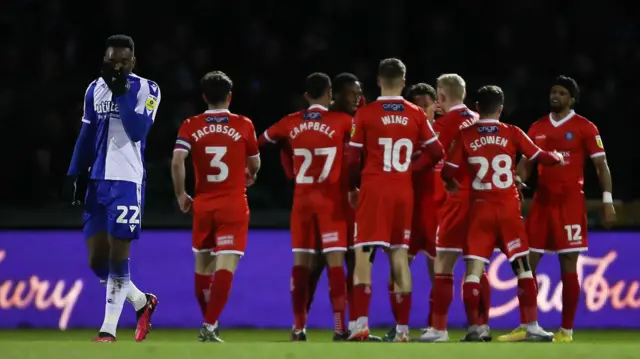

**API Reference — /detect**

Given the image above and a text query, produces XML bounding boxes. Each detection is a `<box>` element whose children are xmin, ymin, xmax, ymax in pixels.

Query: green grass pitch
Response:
<box><xmin>1</xmin><ymin>329</ymin><xmax>638</xmax><ymax>359</ymax></box>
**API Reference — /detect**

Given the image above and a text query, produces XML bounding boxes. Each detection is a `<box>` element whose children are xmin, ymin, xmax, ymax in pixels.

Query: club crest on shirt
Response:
<box><xmin>477</xmin><ymin>125</ymin><xmax>499</xmax><ymax>134</ymax></box>
<box><xmin>350</xmin><ymin>123</ymin><xmax>356</xmax><ymax>137</ymax></box>
<box><xmin>303</xmin><ymin>111</ymin><xmax>322</xmax><ymax>120</ymax></box>
<box><xmin>595</xmin><ymin>135</ymin><xmax>604</xmax><ymax>148</ymax></box>
<box><xmin>145</xmin><ymin>95</ymin><xmax>158</xmax><ymax>112</ymax></box>
<box><xmin>205</xmin><ymin>116</ymin><xmax>229</xmax><ymax>123</ymax></box>
<box><xmin>382</xmin><ymin>103</ymin><xmax>405</xmax><ymax>112</ymax></box>
<box><xmin>565</xmin><ymin>131</ymin><xmax>574</xmax><ymax>141</ymax></box>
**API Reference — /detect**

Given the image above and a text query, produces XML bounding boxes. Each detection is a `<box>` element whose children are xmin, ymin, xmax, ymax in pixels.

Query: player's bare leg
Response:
<box><xmin>348</xmin><ymin>246</ymin><xmax>375</xmax><ymax>341</ymax></box>
<box><xmin>556</xmin><ymin>252</ymin><xmax>580</xmax><ymax>342</ymax></box>
<box><xmin>199</xmin><ymin>253</ymin><xmax>240</xmax><ymax>343</ymax></box>
<box><xmin>385</xmin><ymin>247</ymin><xmax>412</xmax><ymax>342</ymax></box>
<box><xmin>500</xmin><ymin>251</ymin><xmax>543</xmax><ymax>342</ymax></box>
<box><xmin>324</xmin><ymin>250</ymin><xmax>348</xmax><ymax>340</ymax></box>
<box><xmin>194</xmin><ymin>252</ymin><xmax>219</xmax><ymax>335</ymax></box>
<box><xmin>88</xmin><ymin>232</ymin><xmax>154</xmax><ymax>343</ymax></box>
<box><xmin>290</xmin><ymin>252</ymin><xmax>314</xmax><ymax>341</ymax></box>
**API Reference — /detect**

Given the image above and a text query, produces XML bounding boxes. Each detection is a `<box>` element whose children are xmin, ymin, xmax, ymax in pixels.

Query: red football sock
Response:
<box><xmin>352</xmin><ymin>284</ymin><xmax>372</xmax><ymax>320</ymax></box>
<box><xmin>346</xmin><ymin>267</ymin><xmax>355</xmax><ymax>321</ymax></box>
<box><xmin>195</xmin><ymin>273</ymin><xmax>212</xmax><ymax>317</ymax></box>
<box><xmin>427</xmin><ymin>289</ymin><xmax>434</xmax><ymax>327</ymax></box>
<box><xmin>396</xmin><ymin>293</ymin><xmax>412</xmax><ymax>326</ymax></box>
<box><xmin>306</xmin><ymin>263</ymin><xmax>324</xmax><ymax>313</ymax></box>
<box><xmin>431</xmin><ymin>274</ymin><xmax>454</xmax><ymax>331</ymax></box>
<box><xmin>388</xmin><ymin>282</ymin><xmax>399</xmax><ymax>322</ymax></box>
<box><xmin>327</xmin><ymin>266</ymin><xmax>347</xmax><ymax>334</ymax></box>
<box><xmin>462</xmin><ymin>281</ymin><xmax>482</xmax><ymax>327</ymax></box>
<box><xmin>478</xmin><ymin>273</ymin><xmax>491</xmax><ymax>326</ymax></box>
<box><xmin>203</xmin><ymin>270</ymin><xmax>234</xmax><ymax>325</ymax></box>
<box><xmin>519</xmin><ymin>271</ymin><xmax>537</xmax><ymax>324</ymax></box>
<box><xmin>291</xmin><ymin>265</ymin><xmax>310</xmax><ymax>330</ymax></box>
<box><xmin>518</xmin><ymin>277</ymin><xmax>538</xmax><ymax>324</ymax></box>
<box><xmin>561</xmin><ymin>273</ymin><xmax>580</xmax><ymax>330</ymax></box>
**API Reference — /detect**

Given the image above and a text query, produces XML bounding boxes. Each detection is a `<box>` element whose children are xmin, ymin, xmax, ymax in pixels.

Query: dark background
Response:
<box><xmin>1</xmin><ymin>0</ymin><xmax>636</xmax><ymax>227</ymax></box>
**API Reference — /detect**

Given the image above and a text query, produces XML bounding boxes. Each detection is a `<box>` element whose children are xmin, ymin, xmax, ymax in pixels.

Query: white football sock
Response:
<box><xmin>99</xmin><ymin>275</ymin><xmax>132</xmax><ymax>337</ymax></box>
<box><xmin>127</xmin><ymin>281</ymin><xmax>147</xmax><ymax>311</ymax></box>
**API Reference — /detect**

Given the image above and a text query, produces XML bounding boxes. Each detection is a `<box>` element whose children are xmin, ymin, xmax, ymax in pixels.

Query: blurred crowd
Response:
<box><xmin>2</xmin><ymin>0</ymin><xmax>637</xmax><ymax>211</ymax></box>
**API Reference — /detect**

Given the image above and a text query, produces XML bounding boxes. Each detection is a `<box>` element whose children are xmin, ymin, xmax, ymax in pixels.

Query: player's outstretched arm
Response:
<box><xmin>114</xmin><ymin>80</ymin><xmax>161</xmax><ymax>142</ymax></box>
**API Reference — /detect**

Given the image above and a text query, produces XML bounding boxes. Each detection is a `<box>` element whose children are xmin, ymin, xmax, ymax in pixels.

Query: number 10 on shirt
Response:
<box><xmin>379</xmin><ymin>138</ymin><xmax>413</xmax><ymax>172</ymax></box>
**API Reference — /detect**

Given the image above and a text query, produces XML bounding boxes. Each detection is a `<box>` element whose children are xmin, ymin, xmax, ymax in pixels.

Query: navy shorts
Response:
<box><xmin>83</xmin><ymin>180</ymin><xmax>144</xmax><ymax>240</ymax></box>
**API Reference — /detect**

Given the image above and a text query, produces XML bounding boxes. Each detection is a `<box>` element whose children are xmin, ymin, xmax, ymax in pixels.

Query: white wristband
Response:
<box><xmin>603</xmin><ymin>192</ymin><xmax>613</xmax><ymax>204</ymax></box>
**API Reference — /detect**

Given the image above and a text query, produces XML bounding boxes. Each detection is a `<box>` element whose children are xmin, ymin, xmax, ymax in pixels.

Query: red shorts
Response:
<box><xmin>464</xmin><ymin>199</ymin><xmax>529</xmax><ymax>262</ymax></box>
<box><xmin>354</xmin><ymin>182</ymin><xmax>412</xmax><ymax>249</ymax></box>
<box><xmin>409</xmin><ymin>191</ymin><xmax>440</xmax><ymax>259</ymax></box>
<box><xmin>192</xmin><ymin>206</ymin><xmax>249</xmax><ymax>256</ymax></box>
<box><xmin>290</xmin><ymin>202</ymin><xmax>348</xmax><ymax>254</ymax></box>
<box><xmin>526</xmin><ymin>192</ymin><xmax>588</xmax><ymax>254</ymax></box>
<box><xmin>435</xmin><ymin>194</ymin><xmax>469</xmax><ymax>253</ymax></box>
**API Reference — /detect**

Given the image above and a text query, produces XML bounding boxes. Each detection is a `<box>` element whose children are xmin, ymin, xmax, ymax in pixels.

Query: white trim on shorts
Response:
<box><xmin>214</xmin><ymin>250</ymin><xmax>245</xmax><ymax>257</ymax></box>
<box><xmin>353</xmin><ymin>241</ymin><xmax>389</xmax><ymax>249</ymax></box>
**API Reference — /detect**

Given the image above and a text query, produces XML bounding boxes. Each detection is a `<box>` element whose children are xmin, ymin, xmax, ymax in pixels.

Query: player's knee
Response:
<box><xmin>464</xmin><ymin>258</ymin><xmax>485</xmax><ymax>277</ymax></box>
<box><xmin>324</xmin><ymin>250</ymin><xmax>345</xmax><ymax>267</ymax></box>
<box><xmin>215</xmin><ymin>253</ymin><xmax>240</xmax><ymax>273</ymax></box>
<box><xmin>559</xmin><ymin>252</ymin><xmax>579</xmax><ymax>273</ymax></box>
<box><xmin>434</xmin><ymin>251</ymin><xmax>457</xmax><ymax>274</ymax></box>
<box><xmin>88</xmin><ymin>256</ymin><xmax>109</xmax><ymax>281</ymax></box>
<box><xmin>293</xmin><ymin>252</ymin><xmax>315</xmax><ymax>267</ymax></box>
<box><xmin>194</xmin><ymin>252</ymin><xmax>216</xmax><ymax>275</ymax></box>
<box><xmin>511</xmin><ymin>256</ymin><xmax>532</xmax><ymax>277</ymax></box>
<box><xmin>107</xmin><ymin>236</ymin><xmax>132</xmax><ymax>260</ymax></box>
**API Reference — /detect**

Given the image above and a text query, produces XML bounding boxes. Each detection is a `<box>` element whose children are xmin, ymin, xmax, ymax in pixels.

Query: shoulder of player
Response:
<box><xmin>572</xmin><ymin>113</ymin><xmax>597</xmax><ymax>129</ymax></box>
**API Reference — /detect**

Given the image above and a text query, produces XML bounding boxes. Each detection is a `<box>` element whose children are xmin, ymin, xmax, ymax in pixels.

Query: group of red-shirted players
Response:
<box><xmin>170</xmin><ymin>58</ymin><xmax>616</xmax><ymax>343</ymax></box>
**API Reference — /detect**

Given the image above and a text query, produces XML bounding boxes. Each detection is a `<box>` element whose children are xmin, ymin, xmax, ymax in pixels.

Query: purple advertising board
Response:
<box><xmin>0</xmin><ymin>230</ymin><xmax>638</xmax><ymax>330</ymax></box>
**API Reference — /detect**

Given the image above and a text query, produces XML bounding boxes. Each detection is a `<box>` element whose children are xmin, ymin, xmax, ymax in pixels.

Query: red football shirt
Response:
<box><xmin>350</xmin><ymin>96</ymin><xmax>439</xmax><ymax>185</ymax></box>
<box><xmin>431</xmin><ymin>104</ymin><xmax>479</xmax><ymax>199</ymax></box>
<box><xmin>263</xmin><ymin>105</ymin><xmax>352</xmax><ymax>200</ymax></box>
<box><xmin>527</xmin><ymin>110</ymin><xmax>605</xmax><ymax>196</ymax></box>
<box><xmin>444</xmin><ymin>119</ymin><xmax>553</xmax><ymax>202</ymax></box>
<box><xmin>174</xmin><ymin>109</ymin><xmax>259</xmax><ymax>205</ymax></box>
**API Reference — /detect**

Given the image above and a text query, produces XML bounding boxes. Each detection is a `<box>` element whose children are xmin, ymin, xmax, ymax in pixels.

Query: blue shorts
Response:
<box><xmin>83</xmin><ymin>179</ymin><xmax>144</xmax><ymax>240</ymax></box>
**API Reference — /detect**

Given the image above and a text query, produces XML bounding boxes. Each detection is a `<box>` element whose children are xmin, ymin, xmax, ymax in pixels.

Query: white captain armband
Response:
<box><xmin>602</xmin><ymin>191</ymin><xmax>613</xmax><ymax>204</ymax></box>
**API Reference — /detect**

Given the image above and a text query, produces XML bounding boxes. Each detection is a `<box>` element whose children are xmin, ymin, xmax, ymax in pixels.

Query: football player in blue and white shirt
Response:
<box><xmin>66</xmin><ymin>35</ymin><xmax>161</xmax><ymax>343</ymax></box>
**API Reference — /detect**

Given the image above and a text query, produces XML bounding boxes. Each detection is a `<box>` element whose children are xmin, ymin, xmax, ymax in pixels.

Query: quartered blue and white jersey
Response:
<box><xmin>82</xmin><ymin>74</ymin><xmax>161</xmax><ymax>185</ymax></box>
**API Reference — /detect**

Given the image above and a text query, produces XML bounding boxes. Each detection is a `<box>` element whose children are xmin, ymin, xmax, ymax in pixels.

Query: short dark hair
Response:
<box><xmin>106</xmin><ymin>34</ymin><xmax>135</xmax><ymax>52</ymax></box>
<box><xmin>552</xmin><ymin>75</ymin><xmax>579</xmax><ymax>100</ymax></box>
<box><xmin>201</xmin><ymin>71</ymin><xmax>233</xmax><ymax>104</ymax></box>
<box><xmin>333</xmin><ymin>73</ymin><xmax>359</xmax><ymax>95</ymax></box>
<box><xmin>475</xmin><ymin>85</ymin><xmax>504</xmax><ymax>115</ymax></box>
<box><xmin>378</xmin><ymin>58</ymin><xmax>406</xmax><ymax>84</ymax></box>
<box><xmin>405</xmin><ymin>83</ymin><xmax>436</xmax><ymax>101</ymax></box>
<box><xmin>305</xmin><ymin>72</ymin><xmax>331</xmax><ymax>100</ymax></box>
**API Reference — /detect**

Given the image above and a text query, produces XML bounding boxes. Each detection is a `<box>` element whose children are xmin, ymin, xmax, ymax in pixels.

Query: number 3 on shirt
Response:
<box><xmin>379</xmin><ymin>138</ymin><xmax>413</xmax><ymax>172</ymax></box>
<box><xmin>206</xmin><ymin>146</ymin><xmax>229</xmax><ymax>182</ymax></box>
<box><xmin>294</xmin><ymin>147</ymin><xmax>337</xmax><ymax>184</ymax></box>
<box><xmin>468</xmin><ymin>154</ymin><xmax>513</xmax><ymax>190</ymax></box>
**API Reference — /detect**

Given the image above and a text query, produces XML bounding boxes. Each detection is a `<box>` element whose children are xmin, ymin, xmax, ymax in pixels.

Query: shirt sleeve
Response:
<box><xmin>583</xmin><ymin>122</ymin><xmax>606</xmax><ymax>158</ymax></box>
<box><xmin>418</xmin><ymin>109</ymin><xmax>439</xmax><ymax>146</ymax></box>
<box><xmin>349</xmin><ymin>110</ymin><xmax>365</xmax><ymax>148</ymax></box>
<box><xmin>245</xmin><ymin>118</ymin><xmax>260</xmax><ymax>158</ymax></box>
<box><xmin>135</xmin><ymin>79</ymin><xmax>161</xmax><ymax>121</ymax></box>
<box><xmin>261</xmin><ymin>117</ymin><xmax>290</xmax><ymax>144</ymax></box>
<box><xmin>174</xmin><ymin>120</ymin><xmax>192</xmax><ymax>153</ymax></box>
<box><xmin>81</xmin><ymin>81</ymin><xmax>97</xmax><ymax>124</ymax></box>
<box><xmin>444</xmin><ymin>132</ymin><xmax>464</xmax><ymax>169</ymax></box>
<box><xmin>513</xmin><ymin>126</ymin><xmax>542</xmax><ymax>160</ymax></box>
